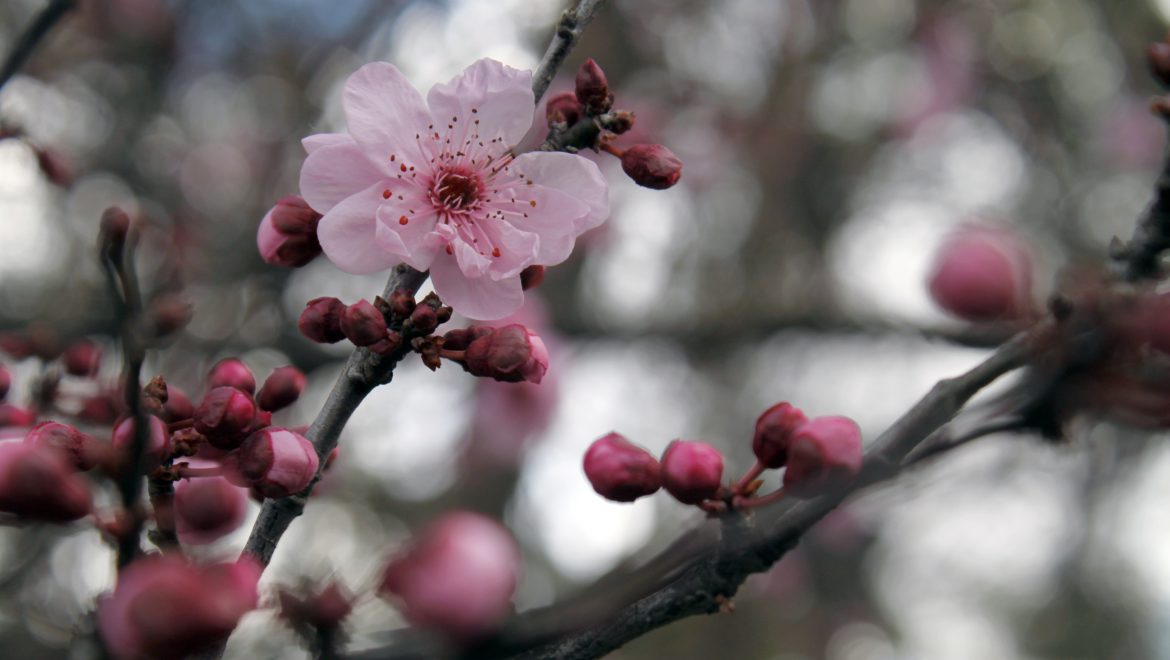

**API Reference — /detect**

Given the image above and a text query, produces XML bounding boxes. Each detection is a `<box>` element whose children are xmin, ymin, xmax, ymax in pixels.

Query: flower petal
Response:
<box><xmin>299</xmin><ymin>137</ymin><xmax>388</xmax><ymax>214</ymax></box>
<box><xmin>302</xmin><ymin>133</ymin><xmax>350</xmax><ymax>154</ymax></box>
<box><xmin>343</xmin><ymin>62</ymin><xmax>432</xmax><ymax>167</ymax></box>
<box><xmin>488</xmin><ymin>182</ymin><xmax>591</xmax><ymax>265</ymax></box>
<box><xmin>511</xmin><ymin>151</ymin><xmax>609</xmax><ymax>232</ymax></box>
<box><xmin>427</xmin><ymin>59</ymin><xmax>535</xmax><ymax>150</ymax></box>
<box><xmin>375</xmin><ymin>202</ymin><xmax>444</xmax><ymax>272</ymax></box>
<box><xmin>430</xmin><ymin>251</ymin><xmax>524</xmax><ymax>321</ymax></box>
<box><xmin>317</xmin><ymin>183</ymin><xmax>401</xmax><ymax>274</ymax></box>
<box><xmin>479</xmin><ymin>218</ymin><xmax>539</xmax><ymax>279</ymax></box>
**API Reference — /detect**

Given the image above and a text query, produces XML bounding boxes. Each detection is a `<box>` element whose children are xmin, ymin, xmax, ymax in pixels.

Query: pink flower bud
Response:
<box><xmin>752</xmin><ymin>402</ymin><xmax>808</xmax><ymax>469</ymax></box>
<box><xmin>409</xmin><ymin>304</ymin><xmax>439</xmax><ymax>335</ymax></box>
<box><xmin>545</xmin><ymin>91</ymin><xmax>583</xmax><ymax>125</ymax></box>
<box><xmin>927</xmin><ymin>226</ymin><xmax>1033</xmax><ymax>322</ymax></box>
<box><xmin>194</xmin><ymin>386</ymin><xmax>259</xmax><ymax>450</ymax></box>
<box><xmin>256</xmin><ymin>366</ymin><xmax>306</xmax><ymax>412</ymax></box>
<box><xmin>112</xmin><ymin>415</ymin><xmax>172</xmax><ymax>469</ymax></box>
<box><xmin>257</xmin><ymin>195</ymin><xmax>323</xmax><ymax>268</ymax></box>
<box><xmin>206</xmin><ymin>358</ymin><xmax>256</xmax><ymax>395</ymax></box>
<box><xmin>145</xmin><ymin>294</ymin><xmax>193</xmax><ymax>337</ymax></box>
<box><xmin>464</xmin><ymin>325</ymin><xmax>549</xmax><ymax>384</ymax></box>
<box><xmin>660</xmin><ymin>440</ymin><xmax>724</xmax><ymax>504</ymax></box>
<box><xmin>575</xmin><ymin>58</ymin><xmax>610</xmax><ymax>113</ymax></box>
<box><xmin>174</xmin><ymin>470</ymin><xmax>248</xmax><ymax>545</ymax></box>
<box><xmin>80</xmin><ymin>393</ymin><xmax>121</xmax><ymax>425</ymax></box>
<box><xmin>162</xmin><ymin>386</ymin><xmax>194</xmax><ymax>422</ymax></box>
<box><xmin>62</xmin><ymin>339</ymin><xmax>102</xmax><ymax>377</ymax></box>
<box><xmin>379</xmin><ymin>512</ymin><xmax>519</xmax><ymax>640</ymax></box>
<box><xmin>226</xmin><ymin>428</ymin><xmax>318</xmax><ymax>498</ymax></box>
<box><xmin>299</xmin><ymin>297</ymin><xmax>347</xmax><ymax>344</ymax></box>
<box><xmin>340</xmin><ymin>299</ymin><xmax>388</xmax><ymax>347</ymax></box>
<box><xmin>0</xmin><ymin>365</ymin><xmax>9</xmax><ymax>400</ymax></box>
<box><xmin>583</xmin><ymin>432</ymin><xmax>662</xmax><ymax>502</ymax></box>
<box><xmin>520</xmin><ymin>265</ymin><xmax>546</xmax><ymax>291</ymax></box>
<box><xmin>0</xmin><ymin>404</ymin><xmax>34</xmax><ymax>428</ymax></box>
<box><xmin>621</xmin><ymin>144</ymin><xmax>682</xmax><ymax>190</ymax></box>
<box><xmin>24</xmin><ymin>421</ymin><xmax>100</xmax><ymax>471</ymax></box>
<box><xmin>0</xmin><ymin>442</ymin><xmax>92</xmax><ymax>521</ymax></box>
<box><xmin>388</xmin><ymin>288</ymin><xmax>417</xmax><ymax>318</ymax></box>
<box><xmin>782</xmin><ymin>416</ymin><xmax>863</xmax><ymax>498</ymax></box>
<box><xmin>442</xmin><ymin>326</ymin><xmax>493</xmax><ymax>351</ymax></box>
<box><xmin>97</xmin><ymin>556</ymin><xmax>260</xmax><ymax>660</ymax></box>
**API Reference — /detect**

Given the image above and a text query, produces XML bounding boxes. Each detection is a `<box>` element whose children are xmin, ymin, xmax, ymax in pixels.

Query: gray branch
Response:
<box><xmin>531</xmin><ymin>0</ymin><xmax>609</xmax><ymax>104</ymax></box>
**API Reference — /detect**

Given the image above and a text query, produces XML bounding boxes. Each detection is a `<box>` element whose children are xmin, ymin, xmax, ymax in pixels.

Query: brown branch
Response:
<box><xmin>531</xmin><ymin>0</ymin><xmax>609</xmax><ymax>104</ymax></box>
<box><xmin>0</xmin><ymin>0</ymin><xmax>77</xmax><ymax>92</ymax></box>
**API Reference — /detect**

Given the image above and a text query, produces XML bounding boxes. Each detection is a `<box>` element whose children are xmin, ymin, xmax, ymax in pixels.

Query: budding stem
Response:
<box><xmin>732</xmin><ymin>460</ymin><xmax>766</xmax><ymax>496</ymax></box>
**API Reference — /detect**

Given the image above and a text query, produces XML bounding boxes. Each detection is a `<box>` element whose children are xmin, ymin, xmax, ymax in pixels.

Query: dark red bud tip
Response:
<box><xmin>620</xmin><ymin>144</ymin><xmax>682</xmax><ymax>190</ymax></box>
<box><xmin>112</xmin><ymin>415</ymin><xmax>172</xmax><ymax>469</ymax></box>
<box><xmin>0</xmin><ymin>443</ymin><xmax>92</xmax><ymax>522</ymax></box>
<box><xmin>62</xmin><ymin>339</ymin><xmax>102</xmax><ymax>377</ymax></box>
<box><xmin>341</xmin><ymin>299</ymin><xmax>388</xmax><ymax>346</ymax></box>
<box><xmin>299</xmin><ymin>297</ymin><xmax>347</xmax><ymax>344</ymax></box>
<box><xmin>257</xmin><ymin>366</ymin><xmax>306</xmax><ymax>412</ymax></box>
<box><xmin>575</xmin><ymin>58</ymin><xmax>611</xmax><ymax>113</ymax></box>
<box><xmin>520</xmin><ymin>265</ymin><xmax>546</xmax><ymax>291</ymax></box>
<box><xmin>441</xmin><ymin>326</ymin><xmax>493</xmax><ymax>351</ymax></box>
<box><xmin>408</xmin><ymin>304</ymin><xmax>439</xmax><ymax>335</ymax></box>
<box><xmin>782</xmin><ymin>416</ymin><xmax>863</xmax><ymax>498</ymax></box>
<box><xmin>545</xmin><ymin>91</ymin><xmax>583</xmax><ymax>126</ymax></box>
<box><xmin>24</xmin><ymin>421</ymin><xmax>100</xmax><ymax>471</ymax></box>
<box><xmin>257</xmin><ymin>196</ymin><xmax>324</xmax><ymax>268</ymax></box>
<box><xmin>752</xmin><ymin>402</ymin><xmax>808</xmax><ymax>469</ymax></box>
<box><xmin>464</xmin><ymin>325</ymin><xmax>549</xmax><ymax>384</ymax></box>
<box><xmin>583</xmin><ymin>433</ymin><xmax>661</xmax><ymax>502</ymax></box>
<box><xmin>225</xmin><ymin>428</ymin><xmax>318</xmax><ymax>498</ymax></box>
<box><xmin>660</xmin><ymin>440</ymin><xmax>724</xmax><ymax>504</ymax></box>
<box><xmin>1150</xmin><ymin>42</ymin><xmax>1170</xmax><ymax>88</ymax></box>
<box><xmin>388</xmin><ymin>288</ymin><xmax>417</xmax><ymax>318</ymax></box>
<box><xmin>0</xmin><ymin>404</ymin><xmax>35</xmax><ymax>428</ymax></box>
<box><xmin>194</xmin><ymin>386</ymin><xmax>259</xmax><ymax>450</ymax></box>
<box><xmin>207</xmin><ymin>358</ymin><xmax>256</xmax><ymax>395</ymax></box>
<box><xmin>607</xmin><ymin>111</ymin><xmax>635</xmax><ymax>135</ymax></box>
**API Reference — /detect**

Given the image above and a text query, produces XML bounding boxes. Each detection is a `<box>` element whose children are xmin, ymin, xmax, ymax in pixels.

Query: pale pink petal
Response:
<box><xmin>427</xmin><ymin>59</ymin><xmax>535</xmax><ymax>150</ymax></box>
<box><xmin>511</xmin><ymin>151</ymin><xmax>609</xmax><ymax>231</ymax></box>
<box><xmin>479</xmin><ymin>218</ymin><xmax>539</xmax><ymax>279</ymax></box>
<box><xmin>375</xmin><ymin>205</ymin><xmax>444</xmax><ymax>271</ymax></box>
<box><xmin>343</xmin><ymin>62</ymin><xmax>432</xmax><ymax>167</ymax></box>
<box><xmin>299</xmin><ymin>138</ymin><xmax>388</xmax><ymax>214</ymax></box>
<box><xmin>302</xmin><ymin>133</ymin><xmax>350</xmax><ymax>154</ymax></box>
<box><xmin>317</xmin><ymin>183</ymin><xmax>401</xmax><ymax>274</ymax></box>
<box><xmin>430</xmin><ymin>252</ymin><xmax>524</xmax><ymax>321</ymax></box>
<box><xmin>256</xmin><ymin>208</ymin><xmax>282</xmax><ymax>261</ymax></box>
<box><xmin>454</xmin><ymin>240</ymin><xmax>492</xmax><ymax>278</ymax></box>
<box><xmin>489</xmin><ymin>183</ymin><xmax>591</xmax><ymax>265</ymax></box>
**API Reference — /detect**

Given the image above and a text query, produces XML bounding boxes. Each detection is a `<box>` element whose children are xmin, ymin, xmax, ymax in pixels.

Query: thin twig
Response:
<box><xmin>0</xmin><ymin>0</ymin><xmax>77</xmax><ymax>92</ymax></box>
<box><xmin>531</xmin><ymin>0</ymin><xmax>609</xmax><ymax>104</ymax></box>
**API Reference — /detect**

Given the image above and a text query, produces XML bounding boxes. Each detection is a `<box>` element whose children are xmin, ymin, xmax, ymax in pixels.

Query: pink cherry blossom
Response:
<box><xmin>300</xmin><ymin>58</ymin><xmax>609</xmax><ymax>320</ymax></box>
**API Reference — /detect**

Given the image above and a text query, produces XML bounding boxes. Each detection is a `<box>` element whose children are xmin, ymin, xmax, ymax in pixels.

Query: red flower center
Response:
<box><xmin>431</xmin><ymin>167</ymin><xmax>484</xmax><ymax>214</ymax></box>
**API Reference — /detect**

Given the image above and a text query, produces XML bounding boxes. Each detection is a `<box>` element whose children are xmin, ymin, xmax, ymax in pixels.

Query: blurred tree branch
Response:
<box><xmin>0</xmin><ymin>0</ymin><xmax>76</xmax><ymax>91</ymax></box>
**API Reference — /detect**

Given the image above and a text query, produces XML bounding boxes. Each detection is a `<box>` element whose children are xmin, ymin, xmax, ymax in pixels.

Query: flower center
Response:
<box><xmin>430</xmin><ymin>167</ymin><xmax>484</xmax><ymax>214</ymax></box>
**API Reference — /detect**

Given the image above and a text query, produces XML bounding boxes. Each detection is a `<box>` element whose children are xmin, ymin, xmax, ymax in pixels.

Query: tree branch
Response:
<box><xmin>531</xmin><ymin>0</ymin><xmax>609</xmax><ymax>104</ymax></box>
<box><xmin>0</xmin><ymin>0</ymin><xmax>77</xmax><ymax>92</ymax></box>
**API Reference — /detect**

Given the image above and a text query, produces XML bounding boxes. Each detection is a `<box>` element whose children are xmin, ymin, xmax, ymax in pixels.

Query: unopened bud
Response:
<box><xmin>927</xmin><ymin>226</ymin><xmax>1033</xmax><ymax>322</ymax></box>
<box><xmin>257</xmin><ymin>196</ymin><xmax>323</xmax><ymax>268</ymax></box>
<box><xmin>80</xmin><ymin>394</ymin><xmax>120</xmax><ymax>425</ymax></box>
<box><xmin>257</xmin><ymin>366</ymin><xmax>306</xmax><ymax>412</ymax></box>
<box><xmin>583</xmin><ymin>432</ymin><xmax>661</xmax><ymax>502</ymax></box>
<box><xmin>442</xmin><ymin>326</ymin><xmax>493</xmax><ymax>351</ymax></box>
<box><xmin>62</xmin><ymin>339</ymin><xmax>102</xmax><ymax>377</ymax></box>
<box><xmin>621</xmin><ymin>144</ymin><xmax>682</xmax><ymax>190</ymax></box>
<box><xmin>112</xmin><ymin>415</ymin><xmax>172</xmax><ymax>469</ymax></box>
<box><xmin>207</xmin><ymin>358</ymin><xmax>256</xmax><ymax>395</ymax></box>
<box><xmin>194</xmin><ymin>386</ymin><xmax>260</xmax><ymax>450</ymax></box>
<box><xmin>162</xmin><ymin>386</ymin><xmax>194</xmax><ymax>422</ymax></box>
<box><xmin>408</xmin><ymin>304</ymin><xmax>438</xmax><ymax>335</ymax></box>
<box><xmin>752</xmin><ymin>402</ymin><xmax>808</xmax><ymax>469</ymax></box>
<box><xmin>388</xmin><ymin>288</ymin><xmax>416</xmax><ymax>318</ymax></box>
<box><xmin>781</xmin><ymin>416</ymin><xmax>863</xmax><ymax>498</ymax></box>
<box><xmin>0</xmin><ymin>442</ymin><xmax>92</xmax><ymax>522</ymax></box>
<box><xmin>174</xmin><ymin>470</ymin><xmax>248</xmax><ymax>545</ymax></box>
<box><xmin>225</xmin><ymin>428</ymin><xmax>318</xmax><ymax>498</ymax></box>
<box><xmin>545</xmin><ymin>91</ymin><xmax>583</xmax><ymax>126</ymax></box>
<box><xmin>299</xmin><ymin>297</ymin><xmax>346</xmax><ymax>344</ymax></box>
<box><xmin>24</xmin><ymin>421</ymin><xmax>100</xmax><ymax>471</ymax></box>
<box><xmin>520</xmin><ymin>265</ymin><xmax>546</xmax><ymax>291</ymax></box>
<box><xmin>464</xmin><ymin>325</ymin><xmax>548</xmax><ymax>384</ymax></box>
<box><xmin>341</xmin><ymin>299</ymin><xmax>388</xmax><ymax>346</ymax></box>
<box><xmin>575</xmin><ymin>58</ymin><xmax>611</xmax><ymax>114</ymax></box>
<box><xmin>660</xmin><ymin>440</ymin><xmax>723</xmax><ymax>504</ymax></box>
<box><xmin>0</xmin><ymin>404</ymin><xmax>35</xmax><ymax>428</ymax></box>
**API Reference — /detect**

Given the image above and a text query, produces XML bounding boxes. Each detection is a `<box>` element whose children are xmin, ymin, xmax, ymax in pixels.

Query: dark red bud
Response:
<box><xmin>62</xmin><ymin>339</ymin><xmax>102</xmax><ymax>377</ymax></box>
<box><xmin>299</xmin><ymin>297</ymin><xmax>347</xmax><ymax>344</ymax></box>
<box><xmin>441</xmin><ymin>326</ymin><xmax>493</xmax><ymax>351</ymax></box>
<box><xmin>24</xmin><ymin>421</ymin><xmax>101</xmax><ymax>471</ymax></box>
<box><xmin>0</xmin><ymin>404</ymin><xmax>35</xmax><ymax>428</ymax></box>
<box><xmin>620</xmin><ymin>144</ymin><xmax>682</xmax><ymax>190</ymax></box>
<box><xmin>660</xmin><ymin>440</ymin><xmax>723</xmax><ymax>504</ymax></box>
<box><xmin>0</xmin><ymin>443</ymin><xmax>92</xmax><ymax>521</ymax></box>
<box><xmin>257</xmin><ymin>196</ymin><xmax>324</xmax><ymax>268</ymax></box>
<box><xmin>583</xmin><ymin>433</ymin><xmax>661</xmax><ymax>502</ymax></box>
<box><xmin>194</xmin><ymin>386</ymin><xmax>259</xmax><ymax>450</ymax></box>
<box><xmin>388</xmin><ymin>288</ymin><xmax>416</xmax><ymax>318</ymax></box>
<box><xmin>256</xmin><ymin>366</ymin><xmax>306</xmax><ymax>412</ymax></box>
<box><xmin>408</xmin><ymin>304</ymin><xmax>439</xmax><ymax>335</ymax></box>
<box><xmin>520</xmin><ymin>265</ymin><xmax>546</xmax><ymax>291</ymax></box>
<box><xmin>752</xmin><ymin>402</ymin><xmax>808</xmax><ymax>469</ymax></box>
<box><xmin>162</xmin><ymin>386</ymin><xmax>194</xmax><ymax>422</ymax></box>
<box><xmin>341</xmin><ymin>300</ymin><xmax>388</xmax><ymax>347</ymax></box>
<box><xmin>575</xmin><ymin>58</ymin><xmax>610</xmax><ymax>113</ymax></box>
<box><xmin>207</xmin><ymin>358</ymin><xmax>256</xmax><ymax>395</ymax></box>
<box><xmin>545</xmin><ymin>91</ymin><xmax>583</xmax><ymax>126</ymax></box>
<box><xmin>782</xmin><ymin>417</ymin><xmax>863</xmax><ymax>498</ymax></box>
<box><xmin>463</xmin><ymin>325</ymin><xmax>549</xmax><ymax>384</ymax></box>
<box><xmin>225</xmin><ymin>428</ymin><xmax>318</xmax><ymax>498</ymax></box>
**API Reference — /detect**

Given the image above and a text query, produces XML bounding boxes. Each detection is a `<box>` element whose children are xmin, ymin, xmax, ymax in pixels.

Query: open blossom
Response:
<box><xmin>300</xmin><ymin>58</ymin><xmax>609</xmax><ymax>320</ymax></box>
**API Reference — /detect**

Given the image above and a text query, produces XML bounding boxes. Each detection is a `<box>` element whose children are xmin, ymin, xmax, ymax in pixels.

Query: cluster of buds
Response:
<box><xmin>584</xmin><ymin>402</ymin><xmax>863</xmax><ymax>512</ymax></box>
<box><xmin>298</xmin><ymin>288</ymin><xmax>450</xmax><ymax>354</ymax></box>
<box><xmin>927</xmin><ymin>224</ymin><xmax>1035</xmax><ymax>323</ymax></box>
<box><xmin>257</xmin><ymin>195</ymin><xmax>324</xmax><ymax>268</ymax></box>
<box><xmin>435</xmin><ymin>324</ymin><xmax>549</xmax><ymax>384</ymax></box>
<box><xmin>545</xmin><ymin>59</ymin><xmax>682</xmax><ymax>190</ymax></box>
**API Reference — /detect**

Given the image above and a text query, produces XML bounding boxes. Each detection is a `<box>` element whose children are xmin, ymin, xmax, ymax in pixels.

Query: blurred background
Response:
<box><xmin>2</xmin><ymin>0</ymin><xmax>1170</xmax><ymax>658</ymax></box>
